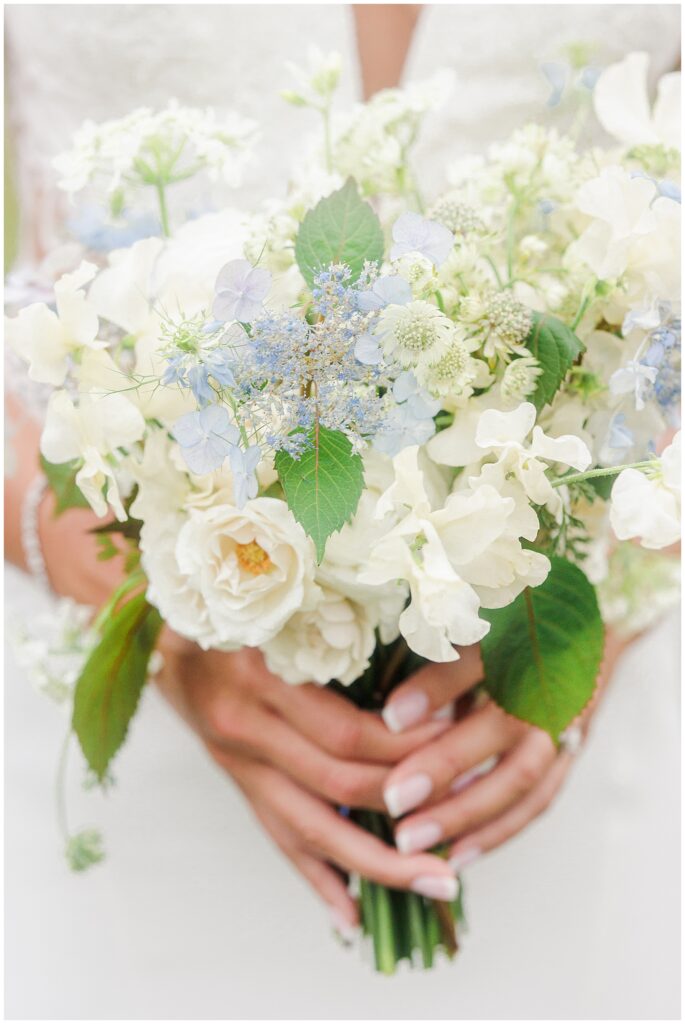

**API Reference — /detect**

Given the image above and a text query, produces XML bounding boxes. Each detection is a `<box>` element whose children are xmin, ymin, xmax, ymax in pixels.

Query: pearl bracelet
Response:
<box><xmin>21</xmin><ymin>472</ymin><xmax>51</xmax><ymax>590</ymax></box>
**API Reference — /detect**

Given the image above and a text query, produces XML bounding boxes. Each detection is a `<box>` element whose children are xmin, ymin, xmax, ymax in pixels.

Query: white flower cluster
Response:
<box><xmin>7</xmin><ymin>51</ymin><xmax>680</xmax><ymax>684</ymax></box>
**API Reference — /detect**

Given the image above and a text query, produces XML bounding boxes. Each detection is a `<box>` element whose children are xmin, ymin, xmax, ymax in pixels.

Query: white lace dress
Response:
<box><xmin>5</xmin><ymin>5</ymin><xmax>680</xmax><ymax>1018</ymax></box>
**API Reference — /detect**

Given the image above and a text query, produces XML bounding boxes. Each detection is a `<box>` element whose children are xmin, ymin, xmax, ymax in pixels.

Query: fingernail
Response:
<box><xmin>450</xmin><ymin>755</ymin><xmax>498</xmax><ymax>794</ymax></box>
<box><xmin>396</xmin><ymin>819</ymin><xmax>443</xmax><ymax>854</ymax></box>
<box><xmin>411</xmin><ymin>875</ymin><xmax>459</xmax><ymax>901</ymax></box>
<box><xmin>330</xmin><ymin>907</ymin><xmax>358</xmax><ymax>944</ymax></box>
<box><xmin>382</xmin><ymin>690</ymin><xmax>429</xmax><ymax>733</ymax></box>
<box><xmin>449</xmin><ymin>846</ymin><xmax>481</xmax><ymax>873</ymax></box>
<box><xmin>384</xmin><ymin>772</ymin><xmax>433</xmax><ymax>818</ymax></box>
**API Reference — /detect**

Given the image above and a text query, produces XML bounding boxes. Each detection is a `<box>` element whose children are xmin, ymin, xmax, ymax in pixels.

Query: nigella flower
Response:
<box><xmin>390</xmin><ymin>212</ymin><xmax>455</xmax><ymax>268</ymax></box>
<box><xmin>229</xmin><ymin>444</ymin><xmax>262</xmax><ymax>508</ymax></box>
<box><xmin>213</xmin><ymin>259</ymin><xmax>272</xmax><ymax>323</ymax></box>
<box><xmin>187</xmin><ymin>365</ymin><xmax>217</xmax><ymax>407</ymax></box>
<box><xmin>356</xmin><ymin>275</ymin><xmax>412</xmax><ymax>313</ymax></box>
<box><xmin>172</xmin><ymin>405</ymin><xmax>239</xmax><ymax>475</ymax></box>
<box><xmin>541</xmin><ymin>62</ymin><xmax>568</xmax><ymax>108</ymax></box>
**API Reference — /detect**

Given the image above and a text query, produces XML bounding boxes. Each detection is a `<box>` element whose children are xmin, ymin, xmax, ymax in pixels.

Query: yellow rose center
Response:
<box><xmin>235</xmin><ymin>540</ymin><xmax>273</xmax><ymax>576</ymax></box>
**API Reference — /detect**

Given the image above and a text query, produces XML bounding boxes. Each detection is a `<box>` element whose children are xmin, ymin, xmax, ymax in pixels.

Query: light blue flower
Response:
<box><xmin>354</xmin><ymin>332</ymin><xmax>382</xmax><ymax>365</ymax></box>
<box><xmin>172</xmin><ymin>406</ymin><xmax>239</xmax><ymax>475</ymax></box>
<box><xmin>373</xmin><ymin>372</ymin><xmax>439</xmax><ymax>455</ymax></box>
<box><xmin>541</xmin><ymin>62</ymin><xmax>568</xmax><ymax>108</ymax></box>
<box><xmin>162</xmin><ymin>355</ymin><xmax>187</xmax><ymax>387</ymax></box>
<box><xmin>229</xmin><ymin>444</ymin><xmax>261</xmax><ymax>508</ymax></box>
<box><xmin>203</xmin><ymin>349</ymin><xmax>236</xmax><ymax>388</ymax></box>
<box><xmin>213</xmin><ymin>260</ymin><xmax>272</xmax><ymax>323</ymax></box>
<box><xmin>657</xmin><ymin>179</ymin><xmax>681</xmax><ymax>203</ymax></box>
<box><xmin>609</xmin><ymin>360</ymin><xmax>658</xmax><ymax>411</ymax></box>
<box><xmin>187</xmin><ymin>365</ymin><xmax>216</xmax><ymax>407</ymax></box>
<box><xmin>356</xmin><ymin>275</ymin><xmax>412</xmax><ymax>313</ymax></box>
<box><xmin>607</xmin><ymin>412</ymin><xmax>634</xmax><ymax>452</ymax></box>
<box><xmin>390</xmin><ymin>213</ymin><xmax>455</xmax><ymax>268</ymax></box>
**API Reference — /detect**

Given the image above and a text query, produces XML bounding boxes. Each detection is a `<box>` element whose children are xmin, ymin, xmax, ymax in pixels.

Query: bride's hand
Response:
<box><xmin>379</xmin><ymin>633</ymin><xmax>627</xmax><ymax>868</ymax></box>
<box><xmin>155</xmin><ymin>639</ymin><xmax>458</xmax><ymax>930</ymax></box>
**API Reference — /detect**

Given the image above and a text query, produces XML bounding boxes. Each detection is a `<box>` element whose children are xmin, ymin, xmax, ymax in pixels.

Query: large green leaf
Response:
<box><xmin>480</xmin><ymin>557</ymin><xmax>603</xmax><ymax>741</ymax></box>
<box><xmin>295</xmin><ymin>178</ymin><xmax>385</xmax><ymax>289</ymax></box>
<box><xmin>40</xmin><ymin>455</ymin><xmax>90</xmax><ymax>515</ymax></box>
<box><xmin>72</xmin><ymin>589</ymin><xmax>162</xmax><ymax>780</ymax></box>
<box><xmin>275</xmin><ymin>425</ymin><xmax>364</xmax><ymax>562</ymax></box>
<box><xmin>524</xmin><ymin>313</ymin><xmax>584</xmax><ymax>410</ymax></box>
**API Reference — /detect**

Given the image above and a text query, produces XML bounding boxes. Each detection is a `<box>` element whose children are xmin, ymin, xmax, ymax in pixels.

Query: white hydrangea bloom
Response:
<box><xmin>610</xmin><ymin>433</ymin><xmax>681</xmax><ymax>549</ymax></box>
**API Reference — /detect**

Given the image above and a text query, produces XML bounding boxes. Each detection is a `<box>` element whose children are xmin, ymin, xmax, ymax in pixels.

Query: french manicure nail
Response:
<box><xmin>396</xmin><ymin>819</ymin><xmax>443</xmax><ymax>854</ymax></box>
<box><xmin>382</xmin><ymin>690</ymin><xmax>429</xmax><ymax>733</ymax></box>
<box><xmin>411</xmin><ymin>875</ymin><xmax>459</xmax><ymax>901</ymax></box>
<box><xmin>449</xmin><ymin>846</ymin><xmax>481</xmax><ymax>873</ymax></box>
<box><xmin>384</xmin><ymin>772</ymin><xmax>433</xmax><ymax>818</ymax></box>
<box><xmin>330</xmin><ymin>907</ymin><xmax>358</xmax><ymax>944</ymax></box>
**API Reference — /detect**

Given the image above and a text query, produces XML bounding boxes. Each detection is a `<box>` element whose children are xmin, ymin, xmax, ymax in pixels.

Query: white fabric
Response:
<box><xmin>4</xmin><ymin>4</ymin><xmax>680</xmax><ymax>1018</ymax></box>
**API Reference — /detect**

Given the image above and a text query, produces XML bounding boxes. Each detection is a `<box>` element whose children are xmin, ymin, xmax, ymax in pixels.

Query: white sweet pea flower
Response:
<box><xmin>5</xmin><ymin>262</ymin><xmax>104</xmax><ymax>385</ymax></box>
<box><xmin>262</xmin><ymin>585</ymin><xmax>376</xmax><ymax>686</ymax></box>
<box><xmin>359</xmin><ymin>446</ymin><xmax>550</xmax><ymax>662</ymax></box>
<box><xmin>361</xmin><ymin>516</ymin><xmax>488</xmax><ymax>662</ymax></box>
<box><xmin>40</xmin><ymin>390</ymin><xmax>145</xmax><ymax>520</ymax></box>
<box><xmin>474</xmin><ymin>403</ymin><xmax>592</xmax><ymax>517</ymax></box>
<box><xmin>594</xmin><ymin>51</ymin><xmax>680</xmax><ymax>149</ymax></box>
<box><xmin>610</xmin><ymin>433</ymin><xmax>681</xmax><ymax>549</ymax></box>
<box><xmin>142</xmin><ymin>498</ymin><xmax>315</xmax><ymax>650</ymax></box>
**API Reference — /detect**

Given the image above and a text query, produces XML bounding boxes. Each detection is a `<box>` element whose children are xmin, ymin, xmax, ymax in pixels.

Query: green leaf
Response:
<box><xmin>274</xmin><ymin>425</ymin><xmax>364</xmax><ymax>562</ymax></box>
<box><xmin>480</xmin><ymin>557</ymin><xmax>603</xmax><ymax>741</ymax></box>
<box><xmin>524</xmin><ymin>313</ymin><xmax>584</xmax><ymax>410</ymax></box>
<box><xmin>295</xmin><ymin>177</ymin><xmax>385</xmax><ymax>289</ymax></box>
<box><xmin>40</xmin><ymin>455</ymin><xmax>90</xmax><ymax>515</ymax></box>
<box><xmin>72</xmin><ymin>589</ymin><xmax>162</xmax><ymax>780</ymax></box>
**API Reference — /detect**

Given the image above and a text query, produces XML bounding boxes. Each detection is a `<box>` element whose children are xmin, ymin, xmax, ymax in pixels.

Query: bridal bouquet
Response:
<box><xmin>7</xmin><ymin>50</ymin><xmax>680</xmax><ymax>972</ymax></box>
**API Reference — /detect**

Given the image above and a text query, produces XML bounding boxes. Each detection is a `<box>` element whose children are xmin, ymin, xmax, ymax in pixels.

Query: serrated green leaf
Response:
<box><xmin>40</xmin><ymin>455</ymin><xmax>91</xmax><ymax>515</ymax></box>
<box><xmin>274</xmin><ymin>425</ymin><xmax>364</xmax><ymax>561</ymax></box>
<box><xmin>524</xmin><ymin>313</ymin><xmax>584</xmax><ymax>410</ymax></box>
<box><xmin>295</xmin><ymin>177</ymin><xmax>385</xmax><ymax>289</ymax></box>
<box><xmin>72</xmin><ymin>590</ymin><xmax>162</xmax><ymax>780</ymax></box>
<box><xmin>480</xmin><ymin>557</ymin><xmax>603</xmax><ymax>741</ymax></box>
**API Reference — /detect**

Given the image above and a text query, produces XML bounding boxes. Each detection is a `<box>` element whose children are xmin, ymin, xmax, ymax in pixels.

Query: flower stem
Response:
<box><xmin>55</xmin><ymin>727</ymin><xmax>72</xmax><ymax>841</ymax></box>
<box><xmin>155</xmin><ymin>179</ymin><xmax>171</xmax><ymax>237</ymax></box>
<box><xmin>551</xmin><ymin>459</ymin><xmax>657</xmax><ymax>489</ymax></box>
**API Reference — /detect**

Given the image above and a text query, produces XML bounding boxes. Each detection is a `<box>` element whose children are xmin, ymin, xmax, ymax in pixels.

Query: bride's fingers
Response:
<box><xmin>382</xmin><ymin>702</ymin><xmax>523</xmax><ymax>818</ymax></box>
<box><xmin>223</xmin><ymin>754</ymin><xmax>458</xmax><ymax>899</ymax></box>
<box><xmin>381</xmin><ymin>644</ymin><xmax>484</xmax><ymax>733</ymax></box>
<box><xmin>448</xmin><ymin>751</ymin><xmax>573</xmax><ymax>869</ymax></box>
<box><xmin>252</xmin><ymin>803</ymin><xmax>359</xmax><ymax>931</ymax></box>
<box><xmin>263</xmin><ymin>678</ymin><xmax>452</xmax><ymax>765</ymax></box>
<box><xmin>202</xmin><ymin>704</ymin><xmax>389</xmax><ymax>806</ymax></box>
<box><xmin>393</xmin><ymin>729</ymin><xmax>557</xmax><ymax>853</ymax></box>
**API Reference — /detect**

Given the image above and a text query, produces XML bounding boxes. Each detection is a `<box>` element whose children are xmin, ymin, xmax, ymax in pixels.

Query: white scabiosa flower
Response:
<box><xmin>262</xmin><ymin>585</ymin><xmax>376</xmax><ymax>686</ymax></box>
<box><xmin>377</xmin><ymin>300</ymin><xmax>453</xmax><ymax>371</ymax></box>
<box><xmin>460</xmin><ymin>290</ymin><xmax>532</xmax><ymax>361</ymax></box>
<box><xmin>500</xmin><ymin>355</ymin><xmax>544</xmax><ymax>405</ymax></box>
<box><xmin>142</xmin><ymin>498</ymin><xmax>315</xmax><ymax>650</ymax></box>
<box><xmin>610</xmin><ymin>433</ymin><xmax>681</xmax><ymax>549</ymax></box>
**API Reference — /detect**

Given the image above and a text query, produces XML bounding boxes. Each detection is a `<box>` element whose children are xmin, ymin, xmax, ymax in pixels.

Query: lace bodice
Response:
<box><xmin>5</xmin><ymin>4</ymin><xmax>359</xmax><ymax>262</ymax></box>
<box><xmin>6</xmin><ymin>4</ymin><xmax>680</xmax><ymax>260</ymax></box>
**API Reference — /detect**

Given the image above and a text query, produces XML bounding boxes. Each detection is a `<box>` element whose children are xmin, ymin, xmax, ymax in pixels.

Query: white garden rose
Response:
<box><xmin>143</xmin><ymin>498</ymin><xmax>315</xmax><ymax>650</ymax></box>
<box><xmin>610</xmin><ymin>433</ymin><xmax>681</xmax><ymax>550</ymax></box>
<box><xmin>262</xmin><ymin>585</ymin><xmax>376</xmax><ymax>686</ymax></box>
